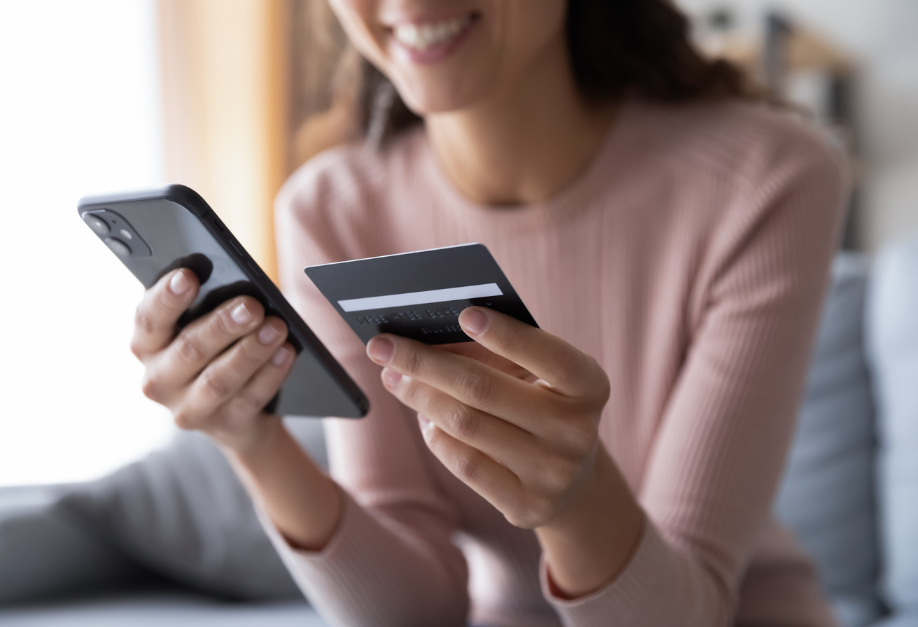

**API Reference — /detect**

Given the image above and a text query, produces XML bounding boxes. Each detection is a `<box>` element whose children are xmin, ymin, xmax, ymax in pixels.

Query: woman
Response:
<box><xmin>131</xmin><ymin>1</ymin><xmax>846</xmax><ymax>625</ymax></box>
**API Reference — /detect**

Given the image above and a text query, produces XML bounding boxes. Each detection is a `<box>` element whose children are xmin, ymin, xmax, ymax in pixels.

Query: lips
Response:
<box><xmin>385</xmin><ymin>11</ymin><xmax>479</xmax><ymax>63</ymax></box>
<box><xmin>392</xmin><ymin>14</ymin><xmax>475</xmax><ymax>50</ymax></box>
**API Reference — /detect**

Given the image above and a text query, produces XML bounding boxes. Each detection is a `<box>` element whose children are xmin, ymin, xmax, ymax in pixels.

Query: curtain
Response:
<box><xmin>157</xmin><ymin>0</ymin><xmax>290</xmax><ymax>281</ymax></box>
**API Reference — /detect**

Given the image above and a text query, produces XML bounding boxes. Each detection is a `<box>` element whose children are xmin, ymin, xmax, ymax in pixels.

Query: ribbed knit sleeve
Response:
<box><xmin>264</xmin><ymin>152</ymin><xmax>471</xmax><ymax>627</ymax></box>
<box><xmin>541</xmin><ymin>127</ymin><xmax>846</xmax><ymax>626</ymax></box>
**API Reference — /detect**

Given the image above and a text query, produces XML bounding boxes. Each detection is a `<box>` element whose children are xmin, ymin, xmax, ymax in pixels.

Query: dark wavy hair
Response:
<box><xmin>292</xmin><ymin>0</ymin><xmax>764</xmax><ymax>159</ymax></box>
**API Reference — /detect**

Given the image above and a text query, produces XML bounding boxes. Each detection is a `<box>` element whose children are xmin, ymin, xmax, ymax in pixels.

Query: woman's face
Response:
<box><xmin>327</xmin><ymin>0</ymin><xmax>569</xmax><ymax>114</ymax></box>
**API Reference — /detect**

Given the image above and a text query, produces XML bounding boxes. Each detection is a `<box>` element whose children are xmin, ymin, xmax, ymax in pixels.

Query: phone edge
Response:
<box><xmin>78</xmin><ymin>184</ymin><xmax>370</xmax><ymax>418</ymax></box>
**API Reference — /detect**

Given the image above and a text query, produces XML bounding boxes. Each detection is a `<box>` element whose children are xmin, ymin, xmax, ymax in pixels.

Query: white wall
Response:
<box><xmin>0</xmin><ymin>0</ymin><xmax>175</xmax><ymax>486</ymax></box>
<box><xmin>679</xmin><ymin>0</ymin><xmax>918</xmax><ymax>251</ymax></box>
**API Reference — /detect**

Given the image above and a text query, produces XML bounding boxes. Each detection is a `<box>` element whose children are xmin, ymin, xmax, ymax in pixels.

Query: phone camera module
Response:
<box><xmin>104</xmin><ymin>237</ymin><xmax>132</xmax><ymax>258</ymax></box>
<box><xmin>81</xmin><ymin>208</ymin><xmax>152</xmax><ymax>258</ymax></box>
<box><xmin>82</xmin><ymin>213</ymin><xmax>110</xmax><ymax>236</ymax></box>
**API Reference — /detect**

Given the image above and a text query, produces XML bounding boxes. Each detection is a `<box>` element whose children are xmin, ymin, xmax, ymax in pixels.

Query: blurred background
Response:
<box><xmin>0</xmin><ymin>0</ymin><xmax>916</xmax><ymax>488</ymax></box>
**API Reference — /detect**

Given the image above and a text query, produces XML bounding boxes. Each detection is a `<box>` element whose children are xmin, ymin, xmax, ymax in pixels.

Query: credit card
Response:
<box><xmin>305</xmin><ymin>243</ymin><xmax>538</xmax><ymax>345</ymax></box>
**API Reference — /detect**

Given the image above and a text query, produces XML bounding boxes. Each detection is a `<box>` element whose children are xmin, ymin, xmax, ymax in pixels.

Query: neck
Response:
<box><xmin>424</xmin><ymin>38</ymin><xmax>616</xmax><ymax>207</ymax></box>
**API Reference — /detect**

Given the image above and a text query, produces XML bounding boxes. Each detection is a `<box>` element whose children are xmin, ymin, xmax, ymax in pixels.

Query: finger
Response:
<box><xmin>220</xmin><ymin>340</ymin><xmax>296</xmax><ymax>422</ymax></box>
<box><xmin>435</xmin><ymin>342</ymin><xmax>534</xmax><ymax>380</ymax></box>
<box><xmin>382</xmin><ymin>368</ymin><xmax>543</xmax><ymax>471</ymax></box>
<box><xmin>458</xmin><ymin>307</ymin><xmax>607</xmax><ymax>398</ymax></box>
<box><xmin>175</xmin><ymin>317</ymin><xmax>288</xmax><ymax>426</ymax></box>
<box><xmin>130</xmin><ymin>269</ymin><xmax>199</xmax><ymax>359</ymax></box>
<box><xmin>145</xmin><ymin>297</ymin><xmax>265</xmax><ymax>396</ymax></box>
<box><xmin>420</xmin><ymin>422</ymin><xmax>531</xmax><ymax>526</ymax></box>
<box><xmin>368</xmin><ymin>334</ymin><xmax>555</xmax><ymax>433</ymax></box>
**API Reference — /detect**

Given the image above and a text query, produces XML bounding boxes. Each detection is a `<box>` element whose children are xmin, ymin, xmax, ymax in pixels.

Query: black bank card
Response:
<box><xmin>305</xmin><ymin>243</ymin><xmax>538</xmax><ymax>345</ymax></box>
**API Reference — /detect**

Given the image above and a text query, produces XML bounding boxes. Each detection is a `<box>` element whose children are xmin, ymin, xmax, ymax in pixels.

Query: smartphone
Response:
<box><xmin>77</xmin><ymin>184</ymin><xmax>369</xmax><ymax>419</ymax></box>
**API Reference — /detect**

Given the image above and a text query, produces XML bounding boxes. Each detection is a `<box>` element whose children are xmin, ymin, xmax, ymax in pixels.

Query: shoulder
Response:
<box><xmin>632</xmin><ymin>98</ymin><xmax>846</xmax><ymax>196</ymax></box>
<box><xmin>629</xmin><ymin>99</ymin><xmax>849</xmax><ymax>262</ymax></box>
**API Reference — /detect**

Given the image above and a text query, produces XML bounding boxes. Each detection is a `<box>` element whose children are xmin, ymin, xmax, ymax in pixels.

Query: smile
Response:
<box><xmin>392</xmin><ymin>14</ymin><xmax>475</xmax><ymax>51</ymax></box>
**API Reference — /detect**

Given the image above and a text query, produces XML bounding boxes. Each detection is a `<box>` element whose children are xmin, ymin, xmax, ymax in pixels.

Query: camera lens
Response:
<box><xmin>82</xmin><ymin>213</ymin><xmax>110</xmax><ymax>236</ymax></box>
<box><xmin>104</xmin><ymin>237</ymin><xmax>131</xmax><ymax>258</ymax></box>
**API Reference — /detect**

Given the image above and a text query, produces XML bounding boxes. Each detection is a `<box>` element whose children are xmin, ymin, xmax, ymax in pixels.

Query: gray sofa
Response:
<box><xmin>2</xmin><ymin>237</ymin><xmax>917</xmax><ymax>626</ymax></box>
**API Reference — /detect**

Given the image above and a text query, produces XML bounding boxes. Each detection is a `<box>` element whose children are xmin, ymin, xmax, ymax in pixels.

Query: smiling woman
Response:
<box><xmin>118</xmin><ymin>1</ymin><xmax>846</xmax><ymax>626</ymax></box>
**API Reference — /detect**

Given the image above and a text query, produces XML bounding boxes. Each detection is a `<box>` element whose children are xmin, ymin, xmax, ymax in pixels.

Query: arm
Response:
<box><xmin>543</xmin><ymin>131</ymin><xmax>848</xmax><ymax>624</ymax></box>
<box><xmin>364</xmin><ymin>129</ymin><xmax>847</xmax><ymax>626</ymax></box>
<box><xmin>227</xmin><ymin>418</ymin><xmax>341</xmax><ymax>551</ymax></box>
<box><xmin>236</xmin><ymin>162</ymin><xmax>470</xmax><ymax>627</ymax></box>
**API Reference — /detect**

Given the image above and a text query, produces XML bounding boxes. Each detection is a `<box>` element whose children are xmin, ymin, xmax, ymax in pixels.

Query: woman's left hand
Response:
<box><xmin>366</xmin><ymin>306</ymin><xmax>611</xmax><ymax>530</ymax></box>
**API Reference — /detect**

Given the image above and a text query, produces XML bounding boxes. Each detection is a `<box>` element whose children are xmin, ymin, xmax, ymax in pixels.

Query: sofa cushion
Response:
<box><xmin>867</xmin><ymin>234</ymin><xmax>918</xmax><ymax>614</ymax></box>
<box><xmin>874</xmin><ymin>616</ymin><xmax>918</xmax><ymax>627</ymax></box>
<box><xmin>1</xmin><ymin>588</ymin><xmax>324</xmax><ymax>627</ymax></box>
<box><xmin>0</xmin><ymin>486</ymin><xmax>149</xmax><ymax>604</ymax></box>
<box><xmin>775</xmin><ymin>254</ymin><xmax>883</xmax><ymax>627</ymax></box>
<box><xmin>54</xmin><ymin>419</ymin><xmax>328</xmax><ymax>602</ymax></box>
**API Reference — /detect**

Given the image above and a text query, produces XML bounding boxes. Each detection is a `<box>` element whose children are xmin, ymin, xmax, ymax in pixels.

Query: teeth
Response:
<box><xmin>393</xmin><ymin>15</ymin><xmax>472</xmax><ymax>50</ymax></box>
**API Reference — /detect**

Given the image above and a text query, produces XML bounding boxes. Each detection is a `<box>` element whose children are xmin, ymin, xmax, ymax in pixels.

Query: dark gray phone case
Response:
<box><xmin>77</xmin><ymin>184</ymin><xmax>368</xmax><ymax>418</ymax></box>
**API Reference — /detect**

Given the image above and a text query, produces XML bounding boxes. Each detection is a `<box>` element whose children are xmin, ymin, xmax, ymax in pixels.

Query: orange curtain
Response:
<box><xmin>157</xmin><ymin>0</ymin><xmax>289</xmax><ymax>282</ymax></box>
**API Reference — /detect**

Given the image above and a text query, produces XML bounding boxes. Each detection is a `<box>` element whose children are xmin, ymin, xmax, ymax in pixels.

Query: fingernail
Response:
<box><xmin>418</xmin><ymin>414</ymin><xmax>430</xmax><ymax>429</ymax></box>
<box><xmin>367</xmin><ymin>337</ymin><xmax>395</xmax><ymax>364</ymax></box>
<box><xmin>258</xmin><ymin>324</ymin><xmax>280</xmax><ymax>345</ymax></box>
<box><xmin>231</xmin><ymin>302</ymin><xmax>253</xmax><ymax>325</ymax></box>
<box><xmin>170</xmin><ymin>271</ymin><xmax>190</xmax><ymax>295</ymax></box>
<box><xmin>382</xmin><ymin>368</ymin><xmax>403</xmax><ymax>389</ymax></box>
<box><xmin>272</xmin><ymin>346</ymin><xmax>291</xmax><ymax>367</ymax></box>
<box><xmin>460</xmin><ymin>307</ymin><xmax>489</xmax><ymax>336</ymax></box>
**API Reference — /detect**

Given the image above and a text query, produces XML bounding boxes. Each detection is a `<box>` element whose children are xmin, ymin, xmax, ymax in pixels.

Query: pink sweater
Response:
<box><xmin>261</xmin><ymin>98</ymin><xmax>846</xmax><ymax>627</ymax></box>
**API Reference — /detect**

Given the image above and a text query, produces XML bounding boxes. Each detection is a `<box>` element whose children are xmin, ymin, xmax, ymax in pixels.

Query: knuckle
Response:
<box><xmin>563</xmin><ymin>419</ymin><xmax>598</xmax><ymax>457</ymax></box>
<box><xmin>225</xmin><ymin>394</ymin><xmax>259</xmax><ymax>418</ymax></box>
<box><xmin>551</xmin><ymin>349</ymin><xmax>588</xmax><ymax>383</ymax></box>
<box><xmin>540</xmin><ymin>459</ymin><xmax>578</xmax><ymax>494</ymax></box>
<box><xmin>140</xmin><ymin>373</ymin><xmax>162</xmax><ymax>401</ymax></box>
<box><xmin>503</xmin><ymin>509</ymin><xmax>526</xmax><ymax>528</ymax></box>
<box><xmin>444</xmin><ymin>404</ymin><xmax>478</xmax><ymax>440</ymax></box>
<box><xmin>489</xmin><ymin>327</ymin><xmax>514</xmax><ymax>354</ymax></box>
<box><xmin>423</xmin><ymin>420</ymin><xmax>442</xmax><ymax>449</ymax></box>
<box><xmin>172</xmin><ymin>409</ymin><xmax>196</xmax><ymax>431</ymax></box>
<box><xmin>527</xmin><ymin>497</ymin><xmax>557</xmax><ymax>527</ymax></box>
<box><xmin>199</xmin><ymin>368</ymin><xmax>231</xmax><ymax>401</ymax></box>
<box><xmin>237</xmin><ymin>342</ymin><xmax>270</xmax><ymax>369</ymax></box>
<box><xmin>398</xmin><ymin>377</ymin><xmax>422</xmax><ymax>405</ymax></box>
<box><xmin>134</xmin><ymin>304</ymin><xmax>156</xmax><ymax>337</ymax></box>
<box><xmin>586</xmin><ymin>356</ymin><xmax>611</xmax><ymax>401</ymax></box>
<box><xmin>452</xmin><ymin>451</ymin><xmax>480</xmax><ymax>483</ymax></box>
<box><xmin>175</xmin><ymin>332</ymin><xmax>204</xmax><ymax>365</ymax></box>
<box><xmin>129</xmin><ymin>337</ymin><xmax>146</xmax><ymax>360</ymax></box>
<box><xmin>502</xmin><ymin>498</ymin><xmax>528</xmax><ymax>528</ymax></box>
<box><xmin>505</xmin><ymin>497</ymin><xmax>555</xmax><ymax>529</ymax></box>
<box><xmin>400</xmin><ymin>346</ymin><xmax>423</xmax><ymax>376</ymax></box>
<box><xmin>457</xmin><ymin>370</ymin><xmax>492</xmax><ymax>404</ymax></box>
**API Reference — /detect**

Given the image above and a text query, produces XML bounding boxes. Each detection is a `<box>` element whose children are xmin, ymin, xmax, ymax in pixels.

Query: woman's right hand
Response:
<box><xmin>130</xmin><ymin>268</ymin><xmax>296</xmax><ymax>453</ymax></box>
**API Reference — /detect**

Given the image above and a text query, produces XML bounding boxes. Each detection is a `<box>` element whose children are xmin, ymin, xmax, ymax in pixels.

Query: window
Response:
<box><xmin>0</xmin><ymin>0</ymin><xmax>174</xmax><ymax>486</ymax></box>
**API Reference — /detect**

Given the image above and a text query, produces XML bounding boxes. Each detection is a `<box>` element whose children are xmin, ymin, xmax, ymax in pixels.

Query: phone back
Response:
<box><xmin>78</xmin><ymin>185</ymin><xmax>368</xmax><ymax>418</ymax></box>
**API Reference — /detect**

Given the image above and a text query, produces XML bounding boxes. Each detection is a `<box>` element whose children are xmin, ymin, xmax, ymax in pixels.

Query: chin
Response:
<box><xmin>391</xmin><ymin>74</ymin><xmax>490</xmax><ymax>116</ymax></box>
